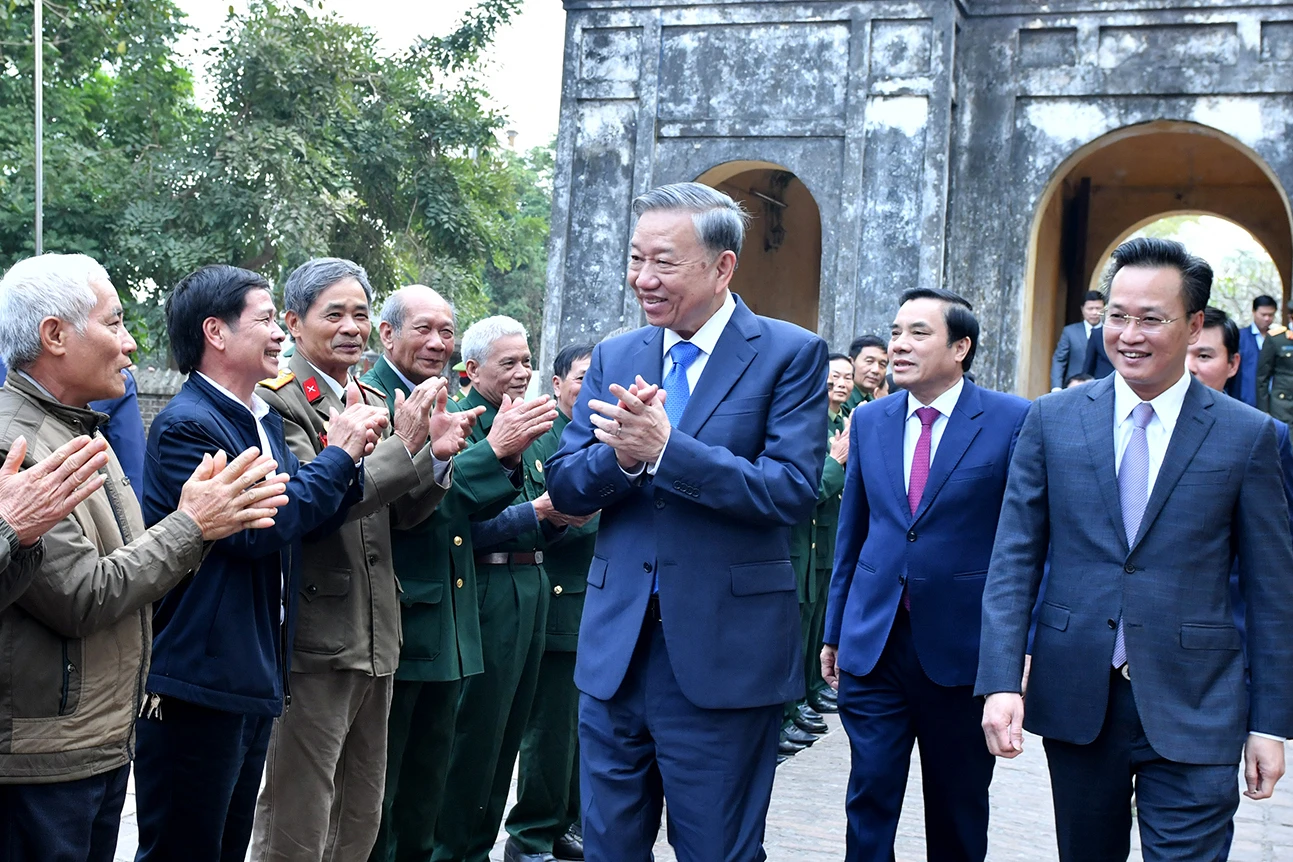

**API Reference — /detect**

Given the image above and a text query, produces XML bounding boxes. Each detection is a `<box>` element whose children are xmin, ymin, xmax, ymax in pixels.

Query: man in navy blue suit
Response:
<box><xmin>1236</xmin><ymin>294</ymin><xmax>1277</xmax><ymax>407</ymax></box>
<box><xmin>820</xmin><ymin>288</ymin><xmax>1029</xmax><ymax>862</ymax></box>
<box><xmin>978</xmin><ymin>239</ymin><xmax>1293</xmax><ymax>861</ymax></box>
<box><xmin>545</xmin><ymin>182</ymin><xmax>828</xmax><ymax>861</ymax></box>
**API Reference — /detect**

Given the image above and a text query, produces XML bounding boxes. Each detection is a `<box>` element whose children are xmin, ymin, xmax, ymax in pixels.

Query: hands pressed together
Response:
<box><xmin>487</xmin><ymin>394</ymin><xmax>557</xmax><ymax>468</ymax></box>
<box><xmin>588</xmin><ymin>375</ymin><xmax>672</xmax><ymax>470</ymax></box>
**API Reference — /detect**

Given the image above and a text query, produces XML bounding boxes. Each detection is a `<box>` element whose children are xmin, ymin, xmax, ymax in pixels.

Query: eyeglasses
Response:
<box><xmin>1102</xmin><ymin>310</ymin><xmax>1180</xmax><ymax>333</ymax></box>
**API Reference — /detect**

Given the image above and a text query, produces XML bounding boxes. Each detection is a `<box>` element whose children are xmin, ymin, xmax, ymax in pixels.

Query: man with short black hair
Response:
<box><xmin>1052</xmin><ymin>290</ymin><xmax>1105</xmax><ymax>390</ymax></box>
<box><xmin>846</xmin><ymin>334</ymin><xmax>889</xmax><ymax>413</ymax></box>
<box><xmin>824</xmin><ymin>287</ymin><xmax>1028</xmax><ymax>861</ymax></box>
<box><xmin>980</xmin><ymin>238</ymin><xmax>1293</xmax><ymax>860</ymax></box>
<box><xmin>134</xmin><ymin>264</ymin><xmax>391</xmax><ymax>862</ymax></box>
<box><xmin>1238</xmin><ymin>295</ymin><xmax>1279</xmax><ymax>407</ymax></box>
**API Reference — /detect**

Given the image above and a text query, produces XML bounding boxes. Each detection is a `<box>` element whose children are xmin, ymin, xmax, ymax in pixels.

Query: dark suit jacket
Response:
<box><xmin>1238</xmin><ymin>325</ymin><xmax>1262</xmax><ymax>407</ymax></box>
<box><xmin>976</xmin><ymin>376</ymin><xmax>1293</xmax><ymax>763</ymax></box>
<box><xmin>825</xmin><ymin>380</ymin><xmax>1029</xmax><ymax>687</ymax></box>
<box><xmin>546</xmin><ymin>296</ymin><xmax>829</xmax><ymax>710</ymax></box>
<box><xmin>1083</xmin><ymin>327</ymin><xmax>1116</xmax><ymax>379</ymax></box>
<box><xmin>1051</xmin><ymin>321</ymin><xmax>1090</xmax><ymax>389</ymax></box>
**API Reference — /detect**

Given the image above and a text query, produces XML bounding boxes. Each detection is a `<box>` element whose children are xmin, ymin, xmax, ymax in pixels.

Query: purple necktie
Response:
<box><xmin>1112</xmin><ymin>402</ymin><xmax>1154</xmax><ymax>669</ymax></box>
<box><xmin>908</xmin><ymin>406</ymin><xmax>941</xmax><ymax>515</ymax></box>
<box><xmin>903</xmin><ymin>407</ymin><xmax>940</xmax><ymax>611</ymax></box>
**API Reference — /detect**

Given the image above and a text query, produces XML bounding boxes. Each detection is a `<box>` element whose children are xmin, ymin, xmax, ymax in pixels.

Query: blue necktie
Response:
<box><xmin>653</xmin><ymin>341</ymin><xmax>702</xmax><ymax>596</ymax></box>
<box><xmin>664</xmin><ymin>341</ymin><xmax>702</xmax><ymax>428</ymax></box>
<box><xmin>1112</xmin><ymin>402</ymin><xmax>1154</xmax><ymax>670</ymax></box>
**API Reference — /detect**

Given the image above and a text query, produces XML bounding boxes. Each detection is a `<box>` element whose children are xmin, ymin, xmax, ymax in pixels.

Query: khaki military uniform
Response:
<box><xmin>1257</xmin><ymin>325</ymin><xmax>1293</xmax><ymax>424</ymax></box>
<box><xmin>250</xmin><ymin>353</ymin><xmax>449</xmax><ymax>862</ymax></box>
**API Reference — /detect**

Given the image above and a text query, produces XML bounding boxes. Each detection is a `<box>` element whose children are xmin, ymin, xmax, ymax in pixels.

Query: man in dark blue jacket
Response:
<box><xmin>133</xmin><ymin>265</ymin><xmax>391</xmax><ymax>862</ymax></box>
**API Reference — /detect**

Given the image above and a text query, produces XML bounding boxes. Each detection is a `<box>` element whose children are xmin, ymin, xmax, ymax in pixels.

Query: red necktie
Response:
<box><xmin>903</xmin><ymin>406</ymin><xmax>940</xmax><ymax>611</ymax></box>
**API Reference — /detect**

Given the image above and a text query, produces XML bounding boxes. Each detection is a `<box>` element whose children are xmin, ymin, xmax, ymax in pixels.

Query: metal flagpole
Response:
<box><xmin>34</xmin><ymin>0</ymin><xmax>43</xmax><ymax>255</ymax></box>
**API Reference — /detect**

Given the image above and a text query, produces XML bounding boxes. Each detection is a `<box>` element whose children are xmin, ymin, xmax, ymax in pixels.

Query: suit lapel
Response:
<box><xmin>632</xmin><ymin>327</ymin><xmax>665</xmax><ymax>389</ymax></box>
<box><xmin>1080</xmin><ymin>375</ymin><xmax>1128</xmax><ymax>554</ymax></box>
<box><xmin>879</xmin><ymin>395</ymin><xmax>910</xmax><ymax>519</ymax></box>
<box><xmin>1131</xmin><ymin>379</ymin><xmax>1215</xmax><ymax>551</ymax></box>
<box><xmin>912</xmin><ymin>381</ymin><xmax>984</xmax><ymax>525</ymax></box>
<box><xmin>680</xmin><ymin>300</ymin><xmax>758</xmax><ymax>437</ymax></box>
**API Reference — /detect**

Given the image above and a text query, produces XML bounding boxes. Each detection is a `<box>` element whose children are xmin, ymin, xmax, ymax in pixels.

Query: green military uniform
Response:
<box><xmin>808</xmin><ymin>409</ymin><xmax>847</xmax><ymax>695</ymax></box>
<box><xmin>786</xmin><ymin>410</ymin><xmax>848</xmax><ymax>721</ymax></box>
<box><xmin>433</xmin><ymin>387</ymin><xmax>552</xmax><ymax>862</ymax></box>
<box><xmin>843</xmin><ymin>385</ymin><xmax>872</xmax><ymax>417</ymax></box>
<box><xmin>363</xmin><ymin>356</ymin><xmax>521</xmax><ymax>862</ymax></box>
<box><xmin>505</xmin><ymin>411</ymin><xmax>598</xmax><ymax>855</ymax></box>
<box><xmin>1257</xmin><ymin>324</ymin><xmax>1293</xmax><ymax>424</ymax></box>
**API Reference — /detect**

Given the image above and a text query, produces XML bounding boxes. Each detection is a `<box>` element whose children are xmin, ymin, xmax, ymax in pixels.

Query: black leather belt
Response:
<box><xmin>475</xmin><ymin>551</ymin><xmax>544</xmax><ymax>566</ymax></box>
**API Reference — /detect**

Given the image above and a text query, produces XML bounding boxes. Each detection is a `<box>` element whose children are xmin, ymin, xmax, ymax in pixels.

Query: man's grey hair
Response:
<box><xmin>632</xmin><ymin>182</ymin><xmax>751</xmax><ymax>259</ymax></box>
<box><xmin>283</xmin><ymin>257</ymin><xmax>373</xmax><ymax>317</ymax></box>
<box><xmin>461</xmin><ymin>315</ymin><xmax>527</xmax><ymax>367</ymax></box>
<box><xmin>0</xmin><ymin>253</ymin><xmax>106</xmax><ymax>370</ymax></box>
<box><xmin>378</xmin><ymin>285</ymin><xmax>455</xmax><ymax>334</ymax></box>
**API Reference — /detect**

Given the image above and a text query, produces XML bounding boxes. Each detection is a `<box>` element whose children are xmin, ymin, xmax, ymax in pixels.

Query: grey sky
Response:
<box><xmin>173</xmin><ymin>0</ymin><xmax>566</xmax><ymax>149</ymax></box>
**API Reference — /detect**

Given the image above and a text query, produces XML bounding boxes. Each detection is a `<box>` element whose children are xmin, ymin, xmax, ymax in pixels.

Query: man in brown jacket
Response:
<box><xmin>0</xmin><ymin>253</ymin><xmax>291</xmax><ymax>862</ymax></box>
<box><xmin>251</xmin><ymin>259</ymin><xmax>479</xmax><ymax>861</ymax></box>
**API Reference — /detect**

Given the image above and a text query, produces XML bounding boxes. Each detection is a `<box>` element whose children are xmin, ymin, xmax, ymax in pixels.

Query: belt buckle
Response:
<box><xmin>534</xmin><ymin>550</ymin><xmax>544</xmax><ymax>565</ymax></box>
<box><xmin>1119</xmin><ymin>663</ymin><xmax>1130</xmax><ymax>681</ymax></box>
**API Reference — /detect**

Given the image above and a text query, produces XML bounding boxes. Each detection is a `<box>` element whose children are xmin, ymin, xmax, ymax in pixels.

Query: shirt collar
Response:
<box><xmin>906</xmin><ymin>375</ymin><xmax>964</xmax><ymax>421</ymax></box>
<box><xmin>197</xmin><ymin>372</ymin><xmax>270</xmax><ymax>422</ymax></box>
<box><xmin>662</xmin><ymin>291</ymin><xmax>736</xmax><ymax>358</ymax></box>
<box><xmin>1113</xmin><ymin>369</ymin><xmax>1192</xmax><ymax>435</ymax></box>
<box><xmin>387</xmin><ymin>359</ymin><xmax>420</xmax><ymax>396</ymax></box>
<box><xmin>303</xmin><ymin>358</ymin><xmax>346</xmax><ymax>399</ymax></box>
<box><xmin>1252</xmin><ymin>322</ymin><xmax>1264</xmax><ymax>337</ymax></box>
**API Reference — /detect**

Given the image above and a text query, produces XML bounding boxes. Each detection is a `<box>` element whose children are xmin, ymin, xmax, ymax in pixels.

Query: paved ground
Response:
<box><xmin>116</xmin><ymin>716</ymin><xmax>1293</xmax><ymax>860</ymax></box>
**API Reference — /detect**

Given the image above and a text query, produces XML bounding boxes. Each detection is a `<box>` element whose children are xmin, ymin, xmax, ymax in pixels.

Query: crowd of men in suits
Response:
<box><xmin>0</xmin><ymin>181</ymin><xmax>1291</xmax><ymax>862</ymax></box>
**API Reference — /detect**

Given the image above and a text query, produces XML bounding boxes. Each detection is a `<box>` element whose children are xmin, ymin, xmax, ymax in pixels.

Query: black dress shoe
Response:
<box><xmin>777</xmin><ymin>753</ymin><xmax>789</xmax><ymax>765</ymax></box>
<box><xmin>808</xmin><ymin>689</ymin><xmax>838</xmax><ymax>714</ymax></box>
<box><xmin>778</xmin><ymin>731</ymin><xmax>807</xmax><ymax>754</ymax></box>
<box><xmin>504</xmin><ymin>838</ymin><xmax>557</xmax><ymax>862</ymax></box>
<box><xmin>553</xmin><ymin>824</ymin><xmax>584</xmax><ymax>861</ymax></box>
<box><xmin>782</xmin><ymin>724</ymin><xmax>818</xmax><ymax>746</ymax></box>
<box><xmin>793</xmin><ymin>712</ymin><xmax>828</xmax><ymax>735</ymax></box>
<box><xmin>817</xmin><ymin>685</ymin><xmax>838</xmax><ymax>702</ymax></box>
<box><xmin>800</xmin><ymin>704</ymin><xmax>824</xmax><ymax>721</ymax></box>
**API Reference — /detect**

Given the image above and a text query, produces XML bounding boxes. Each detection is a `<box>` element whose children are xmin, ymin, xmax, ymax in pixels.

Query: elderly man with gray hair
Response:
<box><xmin>0</xmin><ymin>253</ymin><xmax>290</xmax><ymax>862</ymax></box>
<box><xmin>546</xmin><ymin>183</ymin><xmax>829</xmax><ymax>859</ymax></box>
<box><xmin>248</xmin><ymin>259</ymin><xmax>478</xmax><ymax>861</ymax></box>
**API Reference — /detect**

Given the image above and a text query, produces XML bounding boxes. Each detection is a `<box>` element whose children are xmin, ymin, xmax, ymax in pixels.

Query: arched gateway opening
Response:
<box><xmin>1022</xmin><ymin>121</ymin><xmax>1293</xmax><ymax>397</ymax></box>
<box><xmin>696</xmin><ymin>161</ymin><xmax>822</xmax><ymax>333</ymax></box>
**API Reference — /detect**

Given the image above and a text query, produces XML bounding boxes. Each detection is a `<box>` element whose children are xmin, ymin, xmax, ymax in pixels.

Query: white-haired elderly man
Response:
<box><xmin>433</xmin><ymin>315</ymin><xmax>595</xmax><ymax>862</ymax></box>
<box><xmin>248</xmin><ymin>258</ymin><xmax>477</xmax><ymax>862</ymax></box>
<box><xmin>0</xmin><ymin>253</ymin><xmax>289</xmax><ymax>862</ymax></box>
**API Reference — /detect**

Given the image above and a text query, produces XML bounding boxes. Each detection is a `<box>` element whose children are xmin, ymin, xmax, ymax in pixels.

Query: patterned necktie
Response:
<box><xmin>908</xmin><ymin>407</ymin><xmax>941</xmax><ymax>515</ymax></box>
<box><xmin>1112</xmin><ymin>402</ymin><xmax>1154</xmax><ymax>669</ymax></box>
<box><xmin>903</xmin><ymin>406</ymin><xmax>941</xmax><ymax>611</ymax></box>
<box><xmin>664</xmin><ymin>341</ymin><xmax>702</xmax><ymax>427</ymax></box>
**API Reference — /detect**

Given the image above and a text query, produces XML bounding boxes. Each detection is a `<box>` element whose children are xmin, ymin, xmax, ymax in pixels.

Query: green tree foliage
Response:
<box><xmin>0</xmin><ymin>0</ymin><xmax>550</xmax><ymax>360</ymax></box>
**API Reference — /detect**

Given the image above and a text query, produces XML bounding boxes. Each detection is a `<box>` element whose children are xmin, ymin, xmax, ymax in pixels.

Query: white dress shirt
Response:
<box><xmin>1252</xmin><ymin>322</ymin><xmax>1267</xmax><ymax>352</ymax></box>
<box><xmin>1084</xmin><ymin>320</ymin><xmax>1094</xmax><ymax>340</ymax></box>
<box><xmin>903</xmin><ymin>376</ymin><xmax>965</xmax><ymax>492</ymax></box>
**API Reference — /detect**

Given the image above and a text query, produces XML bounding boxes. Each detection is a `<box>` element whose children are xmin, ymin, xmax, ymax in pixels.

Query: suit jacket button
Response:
<box><xmin>456</xmin><ymin>578</ymin><xmax>464</xmax><ymax>588</ymax></box>
<box><xmin>1124</xmin><ymin>563</ymin><xmax>1136</xmax><ymax>574</ymax></box>
<box><xmin>907</xmin><ymin>530</ymin><xmax>917</xmax><ymax>542</ymax></box>
<box><xmin>1108</xmin><ymin>619</ymin><xmax>1117</xmax><ymax>629</ymax></box>
<box><xmin>554</xmin><ymin>585</ymin><xmax>563</xmax><ymax>595</ymax></box>
<box><xmin>655</xmin><ymin>499</ymin><xmax>665</xmax><ymax>509</ymax></box>
<box><xmin>368</xmin><ymin>553</ymin><xmax>379</xmax><ymax>565</ymax></box>
<box><xmin>307</xmin><ymin>584</ymin><xmax>318</xmax><ymax>594</ymax></box>
<box><xmin>454</xmin><ymin>536</ymin><xmax>463</xmax><ymax>547</ymax></box>
<box><xmin>643</xmin><ymin>562</ymin><xmax>653</xmax><ymax>572</ymax></box>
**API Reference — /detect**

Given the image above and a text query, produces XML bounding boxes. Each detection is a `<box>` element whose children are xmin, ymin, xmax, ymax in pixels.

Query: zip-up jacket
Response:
<box><xmin>142</xmin><ymin>374</ymin><xmax>361</xmax><ymax>716</ymax></box>
<box><xmin>0</xmin><ymin>374</ymin><xmax>205</xmax><ymax>783</ymax></box>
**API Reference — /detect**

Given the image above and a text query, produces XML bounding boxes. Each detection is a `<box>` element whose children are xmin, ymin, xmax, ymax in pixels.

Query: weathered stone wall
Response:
<box><xmin>546</xmin><ymin>0</ymin><xmax>1293</xmax><ymax>395</ymax></box>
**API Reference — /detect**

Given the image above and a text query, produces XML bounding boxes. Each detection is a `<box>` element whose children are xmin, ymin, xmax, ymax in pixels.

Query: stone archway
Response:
<box><xmin>1021</xmin><ymin>121</ymin><xmax>1293</xmax><ymax>397</ymax></box>
<box><xmin>696</xmin><ymin>161</ymin><xmax>823</xmax><ymax>333</ymax></box>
